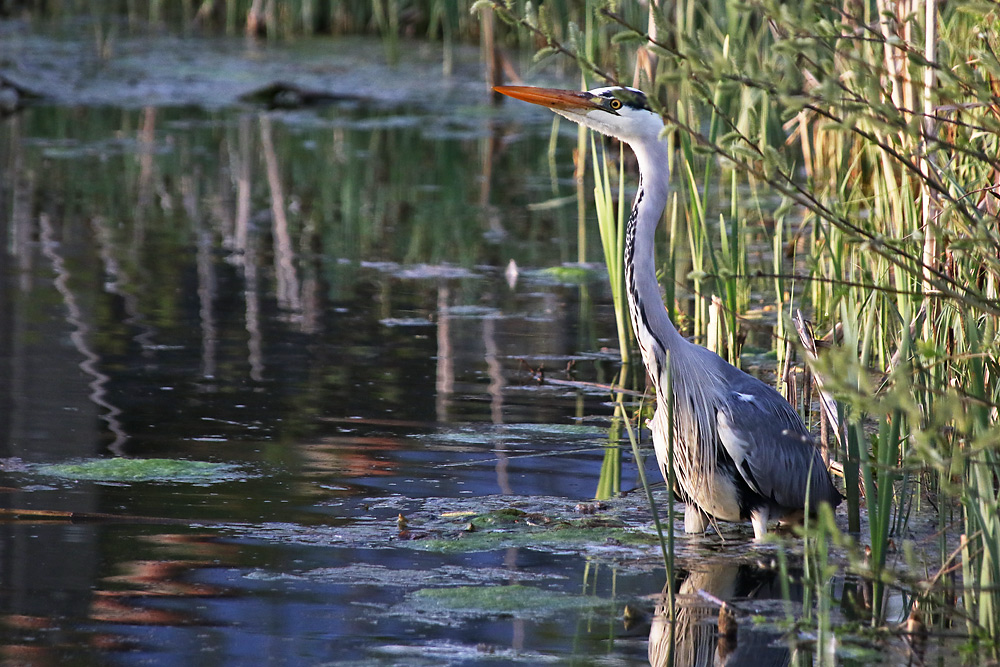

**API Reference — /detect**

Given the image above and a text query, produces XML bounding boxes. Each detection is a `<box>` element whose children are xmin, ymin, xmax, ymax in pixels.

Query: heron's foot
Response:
<box><xmin>683</xmin><ymin>504</ymin><xmax>709</xmax><ymax>534</ymax></box>
<box><xmin>750</xmin><ymin>507</ymin><xmax>771</xmax><ymax>541</ymax></box>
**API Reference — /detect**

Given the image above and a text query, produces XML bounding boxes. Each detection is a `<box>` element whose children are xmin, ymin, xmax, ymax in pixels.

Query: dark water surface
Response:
<box><xmin>0</xmin><ymin>46</ymin><xmax>668</xmax><ymax>662</ymax></box>
<box><xmin>0</xmin><ymin>29</ymin><xmax>960</xmax><ymax>667</ymax></box>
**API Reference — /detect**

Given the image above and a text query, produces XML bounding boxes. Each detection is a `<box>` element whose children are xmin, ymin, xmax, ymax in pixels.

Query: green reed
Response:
<box><xmin>611</xmin><ymin>361</ymin><xmax>675</xmax><ymax>608</ymax></box>
<box><xmin>591</xmin><ymin>137</ymin><xmax>630</xmax><ymax>365</ymax></box>
<box><xmin>486</xmin><ymin>0</ymin><xmax>1000</xmax><ymax>648</ymax></box>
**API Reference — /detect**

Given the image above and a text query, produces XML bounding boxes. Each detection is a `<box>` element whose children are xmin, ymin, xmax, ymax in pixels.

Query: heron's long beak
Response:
<box><xmin>493</xmin><ymin>85</ymin><xmax>600</xmax><ymax>112</ymax></box>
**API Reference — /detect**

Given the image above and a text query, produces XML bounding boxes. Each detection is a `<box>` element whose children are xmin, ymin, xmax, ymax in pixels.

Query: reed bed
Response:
<box><xmin>482</xmin><ymin>0</ymin><xmax>1000</xmax><ymax>653</ymax></box>
<box><xmin>8</xmin><ymin>0</ymin><xmax>650</xmax><ymax>51</ymax></box>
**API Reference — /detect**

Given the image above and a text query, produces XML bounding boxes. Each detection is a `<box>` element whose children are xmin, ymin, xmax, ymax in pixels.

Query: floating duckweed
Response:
<box><xmin>411</xmin><ymin>584</ymin><xmax>609</xmax><ymax>616</ymax></box>
<box><xmin>410</xmin><ymin>508</ymin><xmax>657</xmax><ymax>554</ymax></box>
<box><xmin>501</xmin><ymin>422</ymin><xmax>607</xmax><ymax>436</ymax></box>
<box><xmin>33</xmin><ymin>458</ymin><xmax>244</xmax><ymax>484</ymax></box>
<box><xmin>470</xmin><ymin>508</ymin><xmax>529</xmax><ymax>527</ymax></box>
<box><xmin>536</xmin><ymin>265</ymin><xmax>602</xmax><ymax>283</ymax></box>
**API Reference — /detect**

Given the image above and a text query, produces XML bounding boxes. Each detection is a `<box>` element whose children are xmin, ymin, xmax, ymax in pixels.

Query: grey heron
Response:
<box><xmin>495</xmin><ymin>84</ymin><xmax>841</xmax><ymax>540</ymax></box>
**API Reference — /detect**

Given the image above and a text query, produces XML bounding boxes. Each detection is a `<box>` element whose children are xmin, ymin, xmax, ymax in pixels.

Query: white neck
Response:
<box><xmin>624</xmin><ymin>138</ymin><xmax>685</xmax><ymax>377</ymax></box>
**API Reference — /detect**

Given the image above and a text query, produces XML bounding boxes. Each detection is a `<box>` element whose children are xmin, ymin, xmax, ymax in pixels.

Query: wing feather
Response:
<box><xmin>715</xmin><ymin>374</ymin><xmax>840</xmax><ymax>510</ymax></box>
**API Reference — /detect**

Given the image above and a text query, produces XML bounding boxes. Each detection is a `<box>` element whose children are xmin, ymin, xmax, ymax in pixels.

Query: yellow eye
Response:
<box><xmin>609</xmin><ymin>99</ymin><xmax>622</xmax><ymax>110</ymax></box>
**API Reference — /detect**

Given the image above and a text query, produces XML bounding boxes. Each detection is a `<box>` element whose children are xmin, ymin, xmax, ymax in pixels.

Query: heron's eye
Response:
<box><xmin>609</xmin><ymin>99</ymin><xmax>622</xmax><ymax>110</ymax></box>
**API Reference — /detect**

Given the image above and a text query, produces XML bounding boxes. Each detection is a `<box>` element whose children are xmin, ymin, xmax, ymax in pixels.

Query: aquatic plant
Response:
<box><xmin>33</xmin><ymin>458</ymin><xmax>245</xmax><ymax>483</ymax></box>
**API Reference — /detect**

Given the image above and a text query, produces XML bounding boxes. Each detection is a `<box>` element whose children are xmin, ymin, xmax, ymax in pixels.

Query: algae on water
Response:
<box><xmin>535</xmin><ymin>265</ymin><xmax>603</xmax><ymax>284</ymax></box>
<box><xmin>33</xmin><ymin>458</ymin><xmax>244</xmax><ymax>484</ymax></box>
<box><xmin>411</xmin><ymin>584</ymin><xmax>610</xmax><ymax>617</ymax></box>
<box><xmin>408</xmin><ymin>507</ymin><xmax>659</xmax><ymax>554</ymax></box>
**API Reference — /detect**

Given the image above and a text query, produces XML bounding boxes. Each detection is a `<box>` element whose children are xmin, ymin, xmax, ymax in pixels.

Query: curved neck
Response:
<box><xmin>624</xmin><ymin>138</ymin><xmax>683</xmax><ymax>373</ymax></box>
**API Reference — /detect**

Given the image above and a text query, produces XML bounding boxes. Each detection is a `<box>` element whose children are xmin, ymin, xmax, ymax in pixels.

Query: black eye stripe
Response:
<box><xmin>596</xmin><ymin>88</ymin><xmax>651</xmax><ymax>112</ymax></box>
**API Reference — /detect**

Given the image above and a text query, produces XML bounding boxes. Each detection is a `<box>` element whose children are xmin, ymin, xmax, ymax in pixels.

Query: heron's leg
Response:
<box><xmin>683</xmin><ymin>504</ymin><xmax>708</xmax><ymax>533</ymax></box>
<box><xmin>750</xmin><ymin>507</ymin><xmax>770</xmax><ymax>540</ymax></box>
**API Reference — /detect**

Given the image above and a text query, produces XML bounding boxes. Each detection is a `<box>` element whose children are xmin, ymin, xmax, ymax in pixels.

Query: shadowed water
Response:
<box><xmin>0</xmin><ymin>53</ymin><xmax>649</xmax><ymax>665</ymax></box>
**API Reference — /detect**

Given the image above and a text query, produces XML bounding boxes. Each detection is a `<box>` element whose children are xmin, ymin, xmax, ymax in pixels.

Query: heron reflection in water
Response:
<box><xmin>647</xmin><ymin>562</ymin><xmax>789</xmax><ymax>667</ymax></box>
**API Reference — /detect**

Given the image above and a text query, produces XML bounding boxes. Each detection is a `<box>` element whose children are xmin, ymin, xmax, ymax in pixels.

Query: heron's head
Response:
<box><xmin>494</xmin><ymin>85</ymin><xmax>663</xmax><ymax>146</ymax></box>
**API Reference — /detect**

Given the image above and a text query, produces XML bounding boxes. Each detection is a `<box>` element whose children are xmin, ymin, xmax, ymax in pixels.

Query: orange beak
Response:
<box><xmin>493</xmin><ymin>85</ymin><xmax>600</xmax><ymax>112</ymax></box>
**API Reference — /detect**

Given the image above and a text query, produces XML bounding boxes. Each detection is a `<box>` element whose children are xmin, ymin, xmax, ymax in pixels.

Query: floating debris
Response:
<box><xmin>505</xmin><ymin>258</ymin><xmax>519</xmax><ymax>288</ymax></box>
<box><xmin>238</xmin><ymin>82</ymin><xmax>361</xmax><ymax>109</ymax></box>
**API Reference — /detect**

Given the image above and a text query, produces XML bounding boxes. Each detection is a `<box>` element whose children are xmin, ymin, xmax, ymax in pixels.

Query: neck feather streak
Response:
<box><xmin>623</xmin><ymin>142</ymin><xmax>679</xmax><ymax>379</ymax></box>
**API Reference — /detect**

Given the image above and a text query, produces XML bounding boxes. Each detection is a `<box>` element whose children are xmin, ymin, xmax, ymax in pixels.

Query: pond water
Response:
<box><xmin>0</xmin><ymin>27</ymin><xmax>969</xmax><ymax>667</ymax></box>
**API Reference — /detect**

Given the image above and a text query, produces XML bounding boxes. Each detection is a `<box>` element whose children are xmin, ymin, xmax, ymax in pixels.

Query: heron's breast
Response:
<box><xmin>686</xmin><ymin>471</ymin><xmax>741</xmax><ymax>521</ymax></box>
<box><xmin>649</xmin><ymin>407</ymin><xmax>741</xmax><ymax>521</ymax></box>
